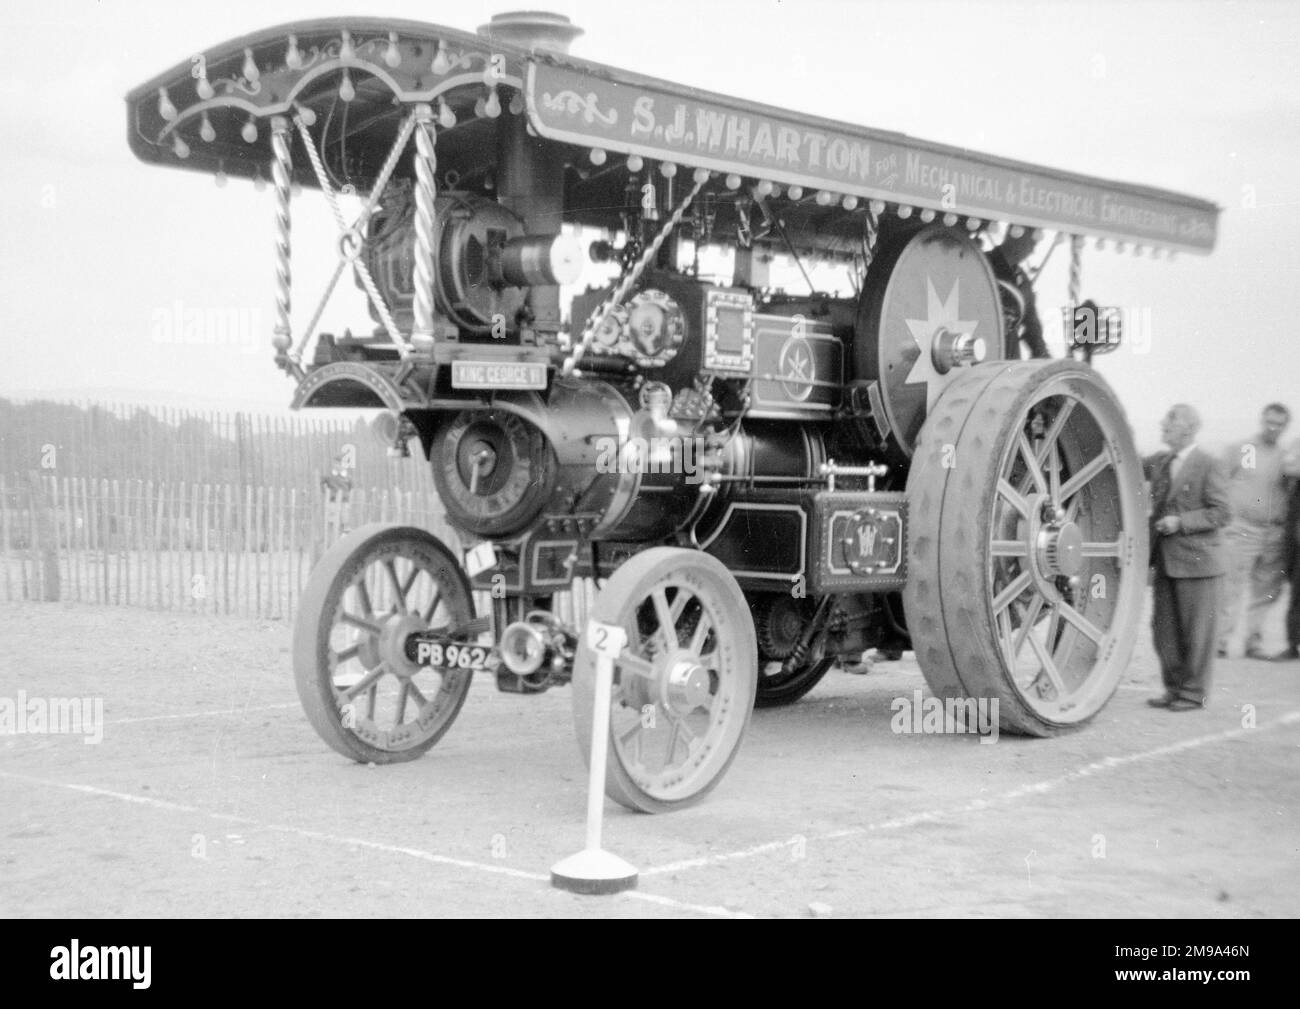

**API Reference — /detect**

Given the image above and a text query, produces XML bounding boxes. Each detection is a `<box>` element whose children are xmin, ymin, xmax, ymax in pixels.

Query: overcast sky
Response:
<box><xmin>1</xmin><ymin>0</ymin><xmax>1296</xmax><ymax>451</ymax></box>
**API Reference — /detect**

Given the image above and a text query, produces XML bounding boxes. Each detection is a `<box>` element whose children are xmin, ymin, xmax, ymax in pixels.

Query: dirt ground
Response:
<box><xmin>1</xmin><ymin>598</ymin><xmax>1296</xmax><ymax>919</ymax></box>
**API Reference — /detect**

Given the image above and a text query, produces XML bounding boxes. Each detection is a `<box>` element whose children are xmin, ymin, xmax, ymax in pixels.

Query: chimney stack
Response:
<box><xmin>477</xmin><ymin>11</ymin><xmax>583</xmax><ymax>53</ymax></box>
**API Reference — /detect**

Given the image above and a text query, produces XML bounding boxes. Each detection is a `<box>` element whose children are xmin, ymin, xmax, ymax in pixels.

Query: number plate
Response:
<box><xmin>415</xmin><ymin>641</ymin><xmax>491</xmax><ymax>671</ymax></box>
<box><xmin>451</xmin><ymin>361</ymin><xmax>547</xmax><ymax>390</ymax></box>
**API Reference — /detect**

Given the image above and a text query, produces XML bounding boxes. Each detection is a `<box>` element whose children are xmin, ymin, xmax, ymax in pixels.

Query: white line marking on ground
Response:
<box><xmin>0</xmin><ymin>769</ymin><xmax>748</xmax><ymax>918</ymax></box>
<box><xmin>643</xmin><ymin>709</ymin><xmax>1300</xmax><ymax>876</ymax></box>
<box><xmin>104</xmin><ymin>703</ymin><xmax>300</xmax><ymax>725</ymax></box>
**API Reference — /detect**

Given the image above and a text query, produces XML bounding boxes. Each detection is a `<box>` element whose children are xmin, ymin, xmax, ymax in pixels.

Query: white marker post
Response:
<box><xmin>551</xmin><ymin>620</ymin><xmax>639</xmax><ymax>894</ymax></box>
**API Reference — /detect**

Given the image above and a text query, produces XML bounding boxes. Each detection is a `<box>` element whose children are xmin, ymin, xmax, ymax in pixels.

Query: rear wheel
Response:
<box><xmin>904</xmin><ymin>360</ymin><xmax>1147</xmax><ymax>735</ymax></box>
<box><xmin>752</xmin><ymin>594</ymin><xmax>834</xmax><ymax>707</ymax></box>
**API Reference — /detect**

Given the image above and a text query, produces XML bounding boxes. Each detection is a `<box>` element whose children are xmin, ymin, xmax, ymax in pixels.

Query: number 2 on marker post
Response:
<box><xmin>587</xmin><ymin>621</ymin><xmax>627</xmax><ymax>659</ymax></box>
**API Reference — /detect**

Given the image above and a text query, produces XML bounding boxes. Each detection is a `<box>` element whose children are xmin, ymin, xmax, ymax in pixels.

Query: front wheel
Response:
<box><xmin>293</xmin><ymin>523</ymin><xmax>483</xmax><ymax>763</ymax></box>
<box><xmin>571</xmin><ymin>548</ymin><xmax>757</xmax><ymax>813</ymax></box>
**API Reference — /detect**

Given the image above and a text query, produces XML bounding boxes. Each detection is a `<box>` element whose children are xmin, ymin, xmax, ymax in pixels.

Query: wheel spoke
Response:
<box><xmin>395</xmin><ymin>681</ymin><xmax>410</xmax><ymax>725</ymax></box>
<box><xmin>355</xmin><ymin>581</ymin><xmax>374</xmax><ymax>619</ymax></box>
<box><xmin>991</xmin><ymin>539</ymin><xmax>1029</xmax><ymax>557</ymax></box>
<box><xmin>1026</xmin><ymin>626</ymin><xmax>1068</xmax><ymax>698</ymax></box>
<box><xmin>1035</xmin><ymin>398</ymin><xmax>1076</xmax><ymax>464</ymax></box>
<box><xmin>1081</xmin><ymin>539</ymin><xmax>1122</xmax><ymax>557</ymax></box>
<box><xmin>614</xmin><ymin>705</ymin><xmax>642</xmax><ymax>742</ymax></box>
<box><xmin>384</xmin><ymin>560</ymin><xmax>404</xmax><ymax>607</ymax></box>
<box><xmin>366</xmin><ymin>683</ymin><xmax>378</xmax><ymax>721</ymax></box>
<box><xmin>334</xmin><ymin>643</ymin><xmax>361</xmax><ymax>664</ymax></box>
<box><xmin>1057</xmin><ymin>600</ymin><xmax>1105</xmax><ymax>643</ymax></box>
<box><xmin>342</xmin><ymin>661</ymin><xmax>388</xmax><ymax>702</ymax></box>
<box><xmin>616</xmin><ymin>652</ymin><xmax>657</xmax><ymax>680</ymax></box>
<box><xmin>1059</xmin><ymin>450</ymin><xmax>1110</xmax><ymax>503</ymax></box>
<box><xmin>997</xmin><ymin>606</ymin><xmax>1015</xmax><ymax>662</ymax></box>
<box><xmin>406</xmin><ymin>681</ymin><xmax>428</xmax><ymax>707</ymax></box>
<box><xmin>1047</xmin><ymin>439</ymin><xmax>1062</xmax><ymax>504</ymax></box>
<box><xmin>652</xmin><ymin>588</ymin><xmax>679</xmax><ymax>648</ymax></box>
<box><xmin>421</xmin><ymin>589</ymin><xmax>442</xmax><ymax>624</ymax></box>
<box><xmin>1013</xmin><ymin>592</ymin><xmax>1047</xmax><ymax>658</ymax></box>
<box><xmin>400</xmin><ymin>565</ymin><xmax>420</xmax><ymax>599</ymax></box>
<box><xmin>688</xmin><ymin>612</ymin><xmax>713</xmax><ymax>655</ymax></box>
<box><xmin>1018</xmin><ymin>432</ymin><xmax>1048</xmax><ymax>495</ymax></box>
<box><xmin>998</xmin><ymin>478</ymin><xmax>1032</xmax><ymax>519</ymax></box>
<box><xmin>340</xmin><ymin>611</ymin><xmax>382</xmax><ymax>635</ymax></box>
<box><xmin>993</xmin><ymin>570</ymin><xmax>1032</xmax><ymax>614</ymax></box>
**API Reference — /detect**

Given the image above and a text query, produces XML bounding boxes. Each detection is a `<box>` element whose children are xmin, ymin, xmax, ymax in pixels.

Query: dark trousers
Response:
<box><xmin>1152</xmin><ymin>561</ymin><xmax>1221</xmax><ymax>703</ymax></box>
<box><xmin>1287</xmin><ymin>569</ymin><xmax>1300</xmax><ymax>650</ymax></box>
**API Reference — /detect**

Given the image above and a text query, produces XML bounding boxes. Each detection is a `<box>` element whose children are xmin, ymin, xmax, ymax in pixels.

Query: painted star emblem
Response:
<box><xmin>904</xmin><ymin>278</ymin><xmax>980</xmax><ymax>411</ymax></box>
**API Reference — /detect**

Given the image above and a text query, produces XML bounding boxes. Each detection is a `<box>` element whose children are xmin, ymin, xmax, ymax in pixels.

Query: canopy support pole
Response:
<box><xmin>411</xmin><ymin>103</ymin><xmax>437</xmax><ymax>354</ymax></box>
<box><xmin>269</xmin><ymin>116</ymin><xmax>299</xmax><ymax>378</ymax></box>
<box><xmin>1068</xmin><ymin>234</ymin><xmax>1083</xmax><ymax>305</ymax></box>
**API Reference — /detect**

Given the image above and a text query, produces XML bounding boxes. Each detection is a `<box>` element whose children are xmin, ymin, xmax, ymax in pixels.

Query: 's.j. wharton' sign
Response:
<box><xmin>525</xmin><ymin>62</ymin><xmax>1217</xmax><ymax>253</ymax></box>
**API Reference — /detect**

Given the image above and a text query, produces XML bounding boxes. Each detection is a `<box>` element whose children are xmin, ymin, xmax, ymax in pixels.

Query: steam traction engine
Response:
<box><xmin>127</xmin><ymin>12</ymin><xmax>1219</xmax><ymax>811</ymax></box>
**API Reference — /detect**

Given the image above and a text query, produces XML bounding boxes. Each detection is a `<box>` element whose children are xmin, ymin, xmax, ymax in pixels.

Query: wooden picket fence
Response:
<box><xmin>0</xmin><ymin>473</ymin><xmax>595</xmax><ymax>628</ymax></box>
<box><xmin>0</xmin><ymin>473</ymin><xmax>451</xmax><ymax>620</ymax></box>
<box><xmin>0</xmin><ymin>397</ymin><xmax>432</xmax><ymax>494</ymax></box>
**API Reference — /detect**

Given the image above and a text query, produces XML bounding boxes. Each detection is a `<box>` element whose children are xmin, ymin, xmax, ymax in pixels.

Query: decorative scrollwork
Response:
<box><xmin>215</xmin><ymin>76</ymin><xmax>262</xmax><ymax>98</ymax></box>
<box><xmin>541</xmin><ymin>89</ymin><xmax>618</xmax><ymax>126</ymax></box>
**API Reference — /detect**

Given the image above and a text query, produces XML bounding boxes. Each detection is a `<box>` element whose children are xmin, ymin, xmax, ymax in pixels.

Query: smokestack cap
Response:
<box><xmin>478</xmin><ymin>11</ymin><xmax>584</xmax><ymax>53</ymax></box>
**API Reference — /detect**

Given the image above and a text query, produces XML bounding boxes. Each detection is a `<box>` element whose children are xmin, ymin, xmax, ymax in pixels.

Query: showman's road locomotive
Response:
<box><xmin>128</xmin><ymin>12</ymin><xmax>1219</xmax><ymax>810</ymax></box>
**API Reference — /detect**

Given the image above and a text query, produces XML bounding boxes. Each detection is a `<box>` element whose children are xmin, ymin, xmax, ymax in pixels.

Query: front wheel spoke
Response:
<box><xmin>1082</xmin><ymin>539</ymin><xmax>1122</xmax><ymax>557</ymax></box>
<box><xmin>616</xmin><ymin>652</ymin><xmax>657</xmax><ymax>680</ymax></box>
<box><xmin>384</xmin><ymin>560</ymin><xmax>405</xmax><ymax>607</ymax></box>
<box><xmin>342</xmin><ymin>662</ymin><xmax>388</xmax><ymax>702</ymax></box>
<box><xmin>395</xmin><ymin>681</ymin><xmax>410</xmax><ymax>725</ymax></box>
<box><xmin>406</xmin><ymin>680</ymin><xmax>429</xmax><ymax>707</ymax></box>
<box><xmin>613</xmin><ymin>704</ymin><xmax>643</xmax><ymax>742</ymax></box>
<box><xmin>991</xmin><ymin>539</ymin><xmax>1029</xmax><ymax>557</ymax></box>
<box><xmin>652</xmin><ymin>588</ymin><xmax>680</xmax><ymax>648</ymax></box>
<box><xmin>340</xmin><ymin>611</ymin><xmax>382</xmax><ymax>635</ymax></box>
<box><xmin>1059</xmin><ymin>451</ymin><xmax>1111</xmax><ymax>503</ymax></box>
<box><xmin>420</xmin><ymin>589</ymin><xmax>442</xmax><ymax>624</ymax></box>
<box><xmin>688</xmin><ymin>612</ymin><xmax>713</xmax><ymax>654</ymax></box>
<box><xmin>366</xmin><ymin>683</ymin><xmax>378</xmax><ymax>721</ymax></box>
<box><xmin>664</xmin><ymin>718</ymin><xmax>682</xmax><ymax>762</ymax></box>
<box><xmin>1058</xmin><ymin>600</ymin><xmax>1105</xmax><ymax>643</ymax></box>
<box><xmin>355</xmin><ymin>581</ymin><xmax>375</xmax><ymax>619</ymax></box>
<box><xmin>334</xmin><ymin>643</ymin><xmax>361</xmax><ymax>664</ymax></box>
<box><xmin>993</xmin><ymin>570</ymin><xmax>1033</xmax><ymax>614</ymax></box>
<box><xmin>400</xmin><ymin>565</ymin><xmax>420</xmax><ymax>599</ymax></box>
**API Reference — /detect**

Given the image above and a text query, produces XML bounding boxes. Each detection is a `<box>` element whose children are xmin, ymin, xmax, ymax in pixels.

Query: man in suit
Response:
<box><xmin>1274</xmin><ymin>440</ymin><xmax>1300</xmax><ymax>661</ymax></box>
<box><xmin>1144</xmin><ymin>404</ymin><xmax>1232</xmax><ymax>710</ymax></box>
